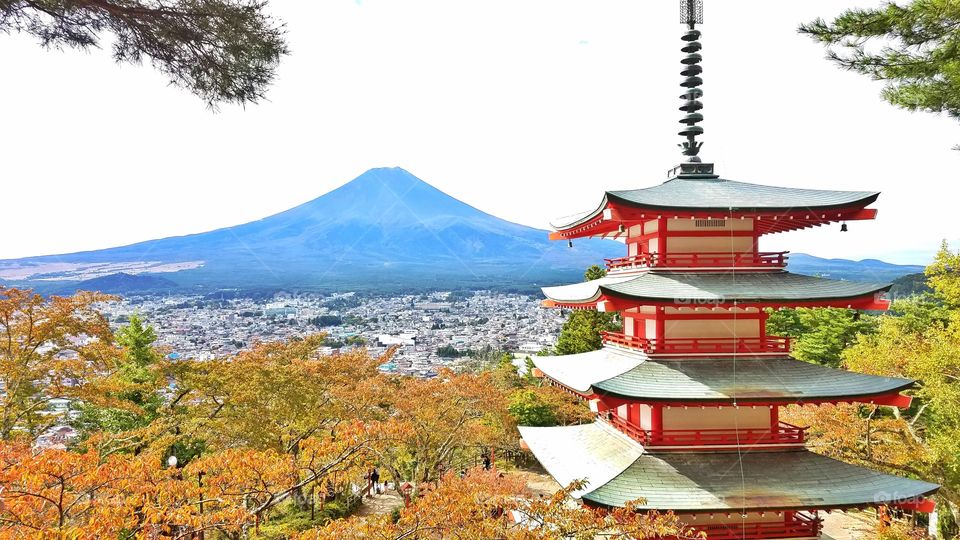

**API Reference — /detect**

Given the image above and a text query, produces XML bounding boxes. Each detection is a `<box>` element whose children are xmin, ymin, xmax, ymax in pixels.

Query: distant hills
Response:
<box><xmin>786</xmin><ymin>254</ymin><xmax>923</xmax><ymax>282</ymax></box>
<box><xmin>54</xmin><ymin>272</ymin><xmax>179</xmax><ymax>296</ymax></box>
<box><xmin>0</xmin><ymin>168</ymin><xmax>927</xmax><ymax>295</ymax></box>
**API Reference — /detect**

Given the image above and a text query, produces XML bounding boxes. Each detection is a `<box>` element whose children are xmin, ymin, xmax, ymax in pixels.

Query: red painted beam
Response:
<box><xmin>590</xmin><ymin>391</ymin><xmax>913</xmax><ymax>409</ymax></box>
<box><xmin>894</xmin><ymin>498</ymin><xmax>936</xmax><ymax>513</ymax></box>
<box><xmin>545</xmin><ymin>295</ymin><xmax>890</xmax><ymax>312</ymax></box>
<box><xmin>595</xmin><ymin>293</ymin><xmax>890</xmax><ymax>311</ymax></box>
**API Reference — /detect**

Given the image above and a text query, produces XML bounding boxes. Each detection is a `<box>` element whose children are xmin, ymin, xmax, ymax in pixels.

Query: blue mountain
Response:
<box><xmin>787</xmin><ymin>254</ymin><xmax>924</xmax><ymax>282</ymax></box>
<box><xmin>4</xmin><ymin>168</ymin><xmax>622</xmax><ymax>290</ymax></box>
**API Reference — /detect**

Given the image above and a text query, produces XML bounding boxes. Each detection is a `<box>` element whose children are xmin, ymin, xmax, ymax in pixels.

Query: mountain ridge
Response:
<box><xmin>0</xmin><ymin>168</ymin><xmax>622</xmax><ymax>290</ymax></box>
<box><xmin>0</xmin><ymin>168</ymin><xmax>926</xmax><ymax>292</ymax></box>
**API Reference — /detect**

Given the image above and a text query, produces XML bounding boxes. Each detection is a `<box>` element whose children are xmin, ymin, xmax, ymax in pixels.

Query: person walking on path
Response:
<box><xmin>370</xmin><ymin>467</ymin><xmax>381</xmax><ymax>495</ymax></box>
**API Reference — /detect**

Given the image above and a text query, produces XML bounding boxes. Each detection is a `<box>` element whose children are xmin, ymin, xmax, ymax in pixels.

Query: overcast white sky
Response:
<box><xmin>1</xmin><ymin>0</ymin><xmax>957</xmax><ymax>264</ymax></box>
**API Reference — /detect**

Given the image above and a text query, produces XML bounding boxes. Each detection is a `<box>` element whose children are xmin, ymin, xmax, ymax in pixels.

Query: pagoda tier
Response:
<box><xmin>542</xmin><ymin>272</ymin><xmax>890</xmax><ymax>311</ymax></box>
<box><xmin>532</xmin><ymin>349</ymin><xmax>914</xmax><ymax>406</ymax></box>
<box><xmin>550</xmin><ymin>176</ymin><xmax>879</xmax><ymax>240</ymax></box>
<box><xmin>531</xmin><ymin>348</ymin><xmax>912</xmax><ymax>451</ymax></box>
<box><xmin>519</xmin><ymin>423</ymin><xmax>938</xmax><ymax>511</ymax></box>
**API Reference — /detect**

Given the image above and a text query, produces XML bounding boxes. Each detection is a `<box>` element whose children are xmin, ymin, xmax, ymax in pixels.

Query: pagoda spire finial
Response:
<box><xmin>678</xmin><ymin>0</ymin><xmax>704</xmax><ymax>163</ymax></box>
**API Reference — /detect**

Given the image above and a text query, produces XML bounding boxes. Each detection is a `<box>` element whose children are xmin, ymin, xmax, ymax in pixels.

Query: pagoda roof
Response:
<box><xmin>519</xmin><ymin>423</ymin><xmax>939</xmax><ymax>511</ymax></box>
<box><xmin>517</xmin><ymin>422</ymin><xmax>643</xmax><ymax>499</ymax></box>
<box><xmin>542</xmin><ymin>271</ymin><xmax>890</xmax><ymax>307</ymax></box>
<box><xmin>532</xmin><ymin>348</ymin><xmax>643</xmax><ymax>393</ymax></box>
<box><xmin>533</xmin><ymin>349</ymin><xmax>914</xmax><ymax>403</ymax></box>
<box><xmin>553</xmin><ymin>177</ymin><xmax>878</xmax><ymax>230</ymax></box>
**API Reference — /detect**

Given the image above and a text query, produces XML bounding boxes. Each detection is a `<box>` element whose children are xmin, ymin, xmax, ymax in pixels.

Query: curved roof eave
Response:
<box><xmin>582</xmin><ymin>449</ymin><xmax>939</xmax><ymax>512</ymax></box>
<box><xmin>603</xmin><ymin>190</ymin><xmax>880</xmax><ymax>214</ymax></box>
<box><xmin>597</xmin><ymin>271</ymin><xmax>892</xmax><ymax>305</ymax></box>
<box><xmin>550</xmin><ymin>179</ymin><xmax>881</xmax><ymax>232</ymax></box>
<box><xmin>589</xmin><ymin>356</ymin><xmax>915</xmax><ymax>402</ymax></box>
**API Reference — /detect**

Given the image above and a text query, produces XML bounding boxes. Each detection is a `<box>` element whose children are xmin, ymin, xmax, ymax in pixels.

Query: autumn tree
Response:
<box><xmin>926</xmin><ymin>240</ymin><xmax>960</xmax><ymax>306</ymax></box>
<box><xmin>1</xmin><ymin>0</ymin><xmax>288</xmax><ymax>105</ymax></box>
<box><xmin>0</xmin><ymin>438</ymin><xmax>374</xmax><ymax>539</ymax></box>
<box><xmin>0</xmin><ymin>287</ymin><xmax>117</xmax><ymax>441</ymax></box>
<box><xmin>785</xmin><ymin>242</ymin><xmax>960</xmax><ymax>533</ymax></box>
<box><xmin>0</xmin><ymin>442</ymin><xmax>150</xmax><ymax>538</ymax></box>
<box><xmin>374</xmin><ymin>369</ymin><xmax>514</xmax><ymax>495</ymax></box>
<box><xmin>300</xmin><ymin>468</ymin><xmax>695</xmax><ymax>540</ymax></box>
<box><xmin>801</xmin><ymin>1</ymin><xmax>960</xmax><ymax>148</ymax></box>
<box><xmin>160</xmin><ymin>336</ymin><xmax>388</xmax><ymax>511</ymax></box>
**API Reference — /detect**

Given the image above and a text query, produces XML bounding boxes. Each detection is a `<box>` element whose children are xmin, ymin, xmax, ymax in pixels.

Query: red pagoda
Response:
<box><xmin>519</xmin><ymin>2</ymin><xmax>939</xmax><ymax>539</ymax></box>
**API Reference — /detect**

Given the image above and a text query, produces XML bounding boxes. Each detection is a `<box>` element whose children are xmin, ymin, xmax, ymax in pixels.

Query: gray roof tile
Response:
<box><xmin>592</xmin><ymin>355</ymin><xmax>914</xmax><ymax>402</ymax></box>
<box><xmin>603</xmin><ymin>272</ymin><xmax>890</xmax><ymax>303</ymax></box>
<box><xmin>585</xmin><ymin>450</ymin><xmax>939</xmax><ymax>511</ymax></box>
<box><xmin>542</xmin><ymin>272</ymin><xmax>890</xmax><ymax>305</ymax></box>
<box><xmin>553</xmin><ymin>178</ymin><xmax>878</xmax><ymax>229</ymax></box>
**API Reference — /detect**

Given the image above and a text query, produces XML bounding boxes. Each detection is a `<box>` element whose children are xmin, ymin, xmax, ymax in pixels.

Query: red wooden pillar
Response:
<box><xmin>655</xmin><ymin>306</ymin><xmax>666</xmax><ymax>348</ymax></box>
<box><xmin>628</xmin><ymin>403</ymin><xmax>640</xmax><ymax>425</ymax></box>
<box><xmin>651</xmin><ymin>405</ymin><xmax>663</xmax><ymax>434</ymax></box>
<box><xmin>658</xmin><ymin>217</ymin><xmax>668</xmax><ymax>262</ymax></box>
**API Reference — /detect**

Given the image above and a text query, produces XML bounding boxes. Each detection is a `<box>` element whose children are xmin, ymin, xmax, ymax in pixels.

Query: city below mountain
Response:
<box><xmin>0</xmin><ymin>168</ymin><xmax>925</xmax><ymax>294</ymax></box>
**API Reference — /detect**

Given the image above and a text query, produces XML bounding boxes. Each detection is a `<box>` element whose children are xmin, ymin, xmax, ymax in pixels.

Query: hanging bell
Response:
<box><xmin>568</xmin><ymin>240</ymin><xmax>573</xmax><ymax>248</ymax></box>
<box><xmin>618</xmin><ymin>223</ymin><xmax>626</xmax><ymax>233</ymax></box>
<box><xmin>840</xmin><ymin>222</ymin><xmax>848</xmax><ymax>232</ymax></box>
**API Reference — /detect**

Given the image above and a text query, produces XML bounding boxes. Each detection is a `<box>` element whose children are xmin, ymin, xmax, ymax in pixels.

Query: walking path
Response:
<box><xmin>822</xmin><ymin>511</ymin><xmax>876</xmax><ymax>540</ymax></box>
<box><xmin>355</xmin><ymin>491</ymin><xmax>404</xmax><ymax>517</ymax></box>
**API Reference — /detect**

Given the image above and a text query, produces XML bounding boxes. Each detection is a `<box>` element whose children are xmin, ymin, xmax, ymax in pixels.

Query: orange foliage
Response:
<box><xmin>299</xmin><ymin>468</ymin><xmax>695</xmax><ymax>540</ymax></box>
<box><xmin>0</xmin><ymin>287</ymin><xmax>118</xmax><ymax>440</ymax></box>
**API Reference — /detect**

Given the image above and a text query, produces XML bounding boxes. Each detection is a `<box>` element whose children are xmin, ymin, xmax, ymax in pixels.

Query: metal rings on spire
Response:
<box><xmin>678</xmin><ymin>0</ymin><xmax>704</xmax><ymax>162</ymax></box>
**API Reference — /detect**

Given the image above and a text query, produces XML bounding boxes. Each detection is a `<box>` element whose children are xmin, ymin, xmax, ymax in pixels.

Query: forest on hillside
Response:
<box><xmin>0</xmin><ymin>286</ymin><xmax>699</xmax><ymax>539</ymax></box>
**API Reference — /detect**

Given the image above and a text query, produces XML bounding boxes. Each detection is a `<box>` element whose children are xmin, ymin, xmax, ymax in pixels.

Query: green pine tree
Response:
<box><xmin>801</xmin><ymin>1</ymin><xmax>960</xmax><ymax>148</ymax></box>
<box><xmin>2</xmin><ymin>0</ymin><xmax>287</xmax><ymax>105</ymax></box>
<box><xmin>766</xmin><ymin>307</ymin><xmax>877</xmax><ymax>368</ymax></box>
<box><xmin>554</xmin><ymin>266</ymin><xmax>620</xmax><ymax>355</ymax></box>
<box><xmin>72</xmin><ymin>314</ymin><xmax>165</xmax><ymax>439</ymax></box>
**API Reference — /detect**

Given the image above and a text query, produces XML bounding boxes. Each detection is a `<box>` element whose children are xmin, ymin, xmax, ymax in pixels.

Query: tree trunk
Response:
<box><xmin>288</xmin><ymin>445</ymin><xmax>311</xmax><ymax>511</ymax></box>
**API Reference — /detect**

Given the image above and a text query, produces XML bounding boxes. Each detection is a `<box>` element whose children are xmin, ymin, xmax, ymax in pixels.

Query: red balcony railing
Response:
<box><xmin>603</xmin><ymin>413</ymin><xmax>806</xmax><ymax>447</ymax></box>
<box><xmin>685</xmin><ymin>513</ymin><xmax>822</xmax><ymax>540</ymax></box>
<box><xmin>601</xmin><ymin>331</ymin><xmax>791</xmax><ymax>355</ymax></box>
<box><xmin>605</xmin><ymin>251</ymin><xmax>788</xmax><ymax>271</ymax></box>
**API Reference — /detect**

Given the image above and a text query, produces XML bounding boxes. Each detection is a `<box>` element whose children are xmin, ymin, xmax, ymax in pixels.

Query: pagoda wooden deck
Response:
<box><xmin>602</xmin><ymin>412</ymin><xmax>805</xmax><ymax>448</ymax></box>
<box><xmin>601</xmin><ymin>331</ymin><xmax>791</xmax><ymax>355</ymax></box>
<box><xmin>605</xmin><ymin>251</ymin><xmax>788</xmax><ymax>271</ymax></box>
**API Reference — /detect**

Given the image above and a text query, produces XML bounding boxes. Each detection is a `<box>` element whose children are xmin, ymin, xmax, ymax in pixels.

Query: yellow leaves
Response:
<box><xmin>0</xmin><ymin>287</ymin><xmax>122</xmax><ymax>439</ymax></box>
<box><xmin>926</xmin><ymin>241</ymin><xmax>960</xmax><ymax>308</ymax></box>
<box><xmin>0</xmin><ymin>443</ymin><xmax>148</xmax><ymax>539</ymax></box>
<box><xmin>171</xmin><ymin>335</ymin><xmax>387</xmax><ymax>455</ymax></box>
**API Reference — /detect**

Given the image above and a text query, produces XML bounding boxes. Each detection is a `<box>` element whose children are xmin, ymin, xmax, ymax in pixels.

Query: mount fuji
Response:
<box><xmin>1</xmin><ymin>168</ymin><xmax>622</xmax><ymax>292</ymax></box>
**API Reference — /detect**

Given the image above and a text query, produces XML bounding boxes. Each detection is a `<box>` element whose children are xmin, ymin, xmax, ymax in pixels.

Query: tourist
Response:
<box><xmin>371</xmin><ymin>467</ymin><xmax>381</xmax><ymax>495</ymax></box>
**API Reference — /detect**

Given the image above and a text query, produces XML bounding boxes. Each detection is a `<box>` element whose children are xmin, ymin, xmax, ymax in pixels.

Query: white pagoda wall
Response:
<box><xmin>664</xmin><ymin>318</ymin><xmax>760</xmax><ymax>339</ymax></box>
<box><xmin>662</xmin><ymin>406</ymin><xmax>770</xmax><ymax>430</ymax></box>
<box><xmin>666</xmin><ymin>217</ymin><xmax>754</xmax><ymax>232</ymax></box>
<box><xmin>666</xmin><ymin>235</ymin><xmax>754</xmax><ymax>254</ymax></box>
